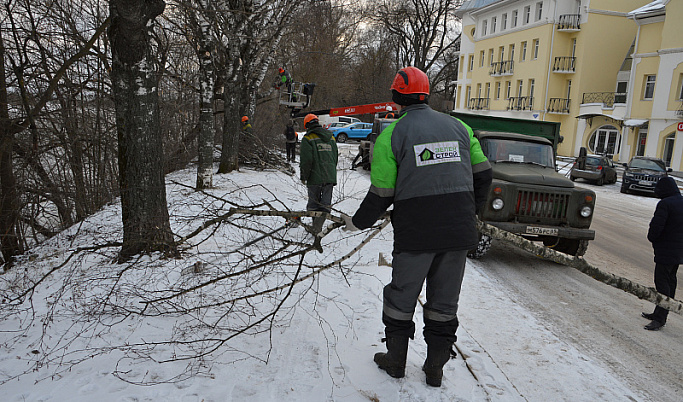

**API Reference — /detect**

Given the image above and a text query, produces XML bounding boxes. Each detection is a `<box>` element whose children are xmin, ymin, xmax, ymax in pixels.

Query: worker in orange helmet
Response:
<box><xmin>241</xmin><ymin>116</ymin><xmax>252</xmax><ymax>134</ymax></box>
<box><xmin>342</xmin><ymin>66</ymin><xmax>492</xmax><ymax>387</ymax></box>
<box><xmin>299</xmin><ymin>113</ymin><xmax>338</xmax><ymax>252</ymax></box>
<box><xmin>274</xmin><ymin>67</ymin><xmax>293</xmax><ymax>92</ymax></box>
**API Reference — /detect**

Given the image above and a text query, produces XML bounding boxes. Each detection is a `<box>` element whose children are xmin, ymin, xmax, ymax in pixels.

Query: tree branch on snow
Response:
<box><xmin>477</xmin><ymin>221</ymin><xmax>683</xmax><ymax>316</ymax></box>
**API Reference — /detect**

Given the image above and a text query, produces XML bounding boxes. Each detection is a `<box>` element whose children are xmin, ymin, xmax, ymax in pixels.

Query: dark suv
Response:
<box><xmin>621</xmin><ymin>156</ymin><xmax>671</xmax><ymax>195</ymax></box>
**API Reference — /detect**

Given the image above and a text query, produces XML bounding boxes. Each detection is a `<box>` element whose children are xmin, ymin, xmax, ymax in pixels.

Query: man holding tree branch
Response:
<box><xmin>343</xmin><ymin>66</ymin><xmax>492</xmax><ymax>387</ymax></box>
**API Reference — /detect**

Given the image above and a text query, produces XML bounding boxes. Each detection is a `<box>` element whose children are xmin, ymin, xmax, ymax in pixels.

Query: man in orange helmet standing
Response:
<box><xmin>342</xmin><ymin>66</ymin><xmax>492</xmax><ymax>387</ymax></box>
<box><xmin>300</xmin><ymin>113</ymin><xmax>338</xmax><ymax>252</ymax></box>
<box><xmin>241</xmin><ymin>115</ymin><xmax>252</xmax><ymax>135</ymax></box>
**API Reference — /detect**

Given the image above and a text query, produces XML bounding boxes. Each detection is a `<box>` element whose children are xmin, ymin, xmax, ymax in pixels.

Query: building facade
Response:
<box><xmin>454</xmin><ymin>0</ymin><xmax>683</xmax><ymax>171</ymax></box>
<box><xmin>575</xmin><ymin>0</ymin><xmax>682</xmax><ymax>170</ymax></box>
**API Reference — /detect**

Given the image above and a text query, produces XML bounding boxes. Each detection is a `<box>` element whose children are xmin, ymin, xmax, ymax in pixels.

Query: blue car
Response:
<box><xmin>328</xmin><ymin>122</ymin><xmax>373</xmax><ymax>143</ymax></box>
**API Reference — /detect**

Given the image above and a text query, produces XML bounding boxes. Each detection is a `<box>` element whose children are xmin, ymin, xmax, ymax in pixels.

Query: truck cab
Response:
<box><xmin>476</xmin><ymin>131</ymin><xmax>596</xmax><ymax>257</ymax></box>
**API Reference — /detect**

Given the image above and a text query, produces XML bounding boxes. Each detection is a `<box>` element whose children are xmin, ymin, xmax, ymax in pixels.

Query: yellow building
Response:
<box><xmin>454</xmin><ymin>0</ymin><xmax>666</xmax><ymax>161</ymax></box>
<box><xmin>577</xmin><ymin>0</ymin><xmax>683</xmax><ymax>171</ymax></box>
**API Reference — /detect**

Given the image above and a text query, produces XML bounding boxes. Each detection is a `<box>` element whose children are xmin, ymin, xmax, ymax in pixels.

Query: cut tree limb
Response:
<box><xmin>477</xmin><ymin>221</ymin><xmax>682</xmax><ymax>316</ymax></box>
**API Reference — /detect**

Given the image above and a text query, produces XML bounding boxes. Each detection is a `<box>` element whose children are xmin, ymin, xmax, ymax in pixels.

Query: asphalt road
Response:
<box><xmin>476</xmin><ymin>178</ymin><xmax>683</xmax><ymax>401</ymax></box>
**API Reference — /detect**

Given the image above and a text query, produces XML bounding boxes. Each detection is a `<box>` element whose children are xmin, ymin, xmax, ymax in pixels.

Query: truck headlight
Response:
<box><xmin>492</xmin><ymin>198</ymin><xmax>504</xmax><ymax>210</ymax></box>
<box><xmin>624</xmin><ymin>172</ymin><xmax>633</xmax><ymax>177</ymax></box>
<box><xmin>580</xmin><ymin>206</ymin><xmax>592</xmax><ymax>218</ymax></box>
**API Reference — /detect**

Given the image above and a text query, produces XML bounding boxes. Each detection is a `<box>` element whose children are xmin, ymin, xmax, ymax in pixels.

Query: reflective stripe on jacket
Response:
<box><xmin>352</xmin><ymin>104</ymin><xmax>492</xmax><ymax>253</ymax></box>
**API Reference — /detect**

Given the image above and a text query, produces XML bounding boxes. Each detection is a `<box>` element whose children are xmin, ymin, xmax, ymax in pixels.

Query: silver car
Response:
<box><xmin>570</xmin><ymin>155</ymin><xmax>618</xmax><ymax>186</ymax></box>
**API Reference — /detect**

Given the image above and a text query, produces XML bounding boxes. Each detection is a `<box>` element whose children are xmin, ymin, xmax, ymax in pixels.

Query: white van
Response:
<box><xmin>317</xmin><ymin>114</ymin><xmax>361</xmax><ymax>129</ymax></box>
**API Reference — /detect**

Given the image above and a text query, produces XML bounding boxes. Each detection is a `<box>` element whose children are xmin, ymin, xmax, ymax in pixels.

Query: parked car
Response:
<box><xmin>569</xmin><ymin>155</ymin><xmax>618</xmax><ymax>185</ymax></box>
<box><xmin>620</xmin><ymin>156</ymin><xmax>672</xmax><ymax>195</ymax></box>
<box><xmin>326</xmin><ymin>122</ymin><xmax>348</xmax><ymax>129</ymax></box>
<box><xmin>328</xmin><ymin>122</ymin><xmax>373</xmax><ymax>143</ymax></box>
<box><xmin>318</xmin><ymin>115</ymin><xmax>361</xmax><ymax>129</ymax></box>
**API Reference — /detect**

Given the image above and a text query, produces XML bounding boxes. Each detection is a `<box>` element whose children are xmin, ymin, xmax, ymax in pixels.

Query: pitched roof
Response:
<box><xmin>457</xmin><ymin>0</ymin><xmax>505</xmax><ymax>14</ymax></box>
<box><xmin>628</xmin><ymin>0</ymin><xmax>667</xmax><ymax>17</ymax></box>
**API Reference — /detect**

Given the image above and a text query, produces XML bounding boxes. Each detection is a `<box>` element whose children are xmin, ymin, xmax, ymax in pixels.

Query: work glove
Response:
<box><xmin>341</xmin><ymin>213</ymin><xmax>359</xmax><ymax>232</ymax></box>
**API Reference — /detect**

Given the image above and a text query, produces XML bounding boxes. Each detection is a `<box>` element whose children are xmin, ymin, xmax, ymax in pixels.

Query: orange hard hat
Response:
<box><xmin>241</xmin><ymin>116</ymin><xmax>249</xmax><ymax>123</ymax></box>
<box><xmin>279</xmin><ymin>67</ymin><xmax>284</xmax><ymax>73</ymax></box>
<box><xmin>390</xmin><ymin>66</ymin><xmax>430</xmax><ymax>98</ymax></box>
<box><xmin>303</xmin><ymin>114</ymin><xmax>318</xmax><ymax>128</ymax></box>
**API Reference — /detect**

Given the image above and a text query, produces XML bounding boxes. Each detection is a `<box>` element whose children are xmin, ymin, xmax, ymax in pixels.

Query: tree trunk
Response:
<box><xmin>109</xmin><ymin>0</ymin><xmax>176</xmax><ymax>261</ymax></box>
<box><xmin>195</xmin><ymin>0</ymin><xmax>215</xmax><ymax>189</ymax></box>
<box><xmin>0</xmin><ymin>29</ymin><xmax>24</xmax><ymax>267</ymax></box>
<box><xmin>218</xmin><ymin>90</ymin><xmax>241</xmax><ymax>173</ymax></box>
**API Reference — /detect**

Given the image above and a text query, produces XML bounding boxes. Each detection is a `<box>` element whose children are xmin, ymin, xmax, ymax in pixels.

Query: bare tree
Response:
<box><xmin>0</xmin><ymin>28</ymin><xmax>23</xmax><ymax>266</ymax></box>
<box><xmin>108</xmin><ymin>0</ymin><xmax>176</xmax><ymax>261</ymax></box>
<box><xmin>214</xmin><ymin>0</ymin><xmax>301</xmax><ymax>174</ymax></box>
<box><xmin>366</xmin><ymin>0</ymin><xmax>462</xmax><ymax>100</ymax></box>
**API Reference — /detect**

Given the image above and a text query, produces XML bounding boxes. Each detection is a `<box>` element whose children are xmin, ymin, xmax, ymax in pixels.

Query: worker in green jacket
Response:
<box><xmin>300</xmin><ymin>113</ymin><xmax>338</xmax><ymax>251</ymax></box>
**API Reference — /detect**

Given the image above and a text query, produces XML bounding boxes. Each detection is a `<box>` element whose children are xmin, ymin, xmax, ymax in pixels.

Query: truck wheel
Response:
<box><xmin>467</xmin><ymin>233</ymin><xmax>492</xmax><ymax>259</ymax></box>
<box><xmin>596</xmin><ymin>176</ymin><xmax>604</xmax><ymax>186</ymax></box>
<box><xmin>550</xmin><ymin>238</ymin><xmax>589</xmax><ymax>257</ymax></box>
<box><xmin>337</xmin><ymin>133</ymin><xmax>348</xmax><ymax>143</ymax></box>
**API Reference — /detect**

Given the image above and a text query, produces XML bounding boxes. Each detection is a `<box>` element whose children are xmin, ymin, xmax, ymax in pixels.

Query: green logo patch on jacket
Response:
<box><xmin>414</xmin><ymin>141</ymin><xmax>461</xmax><ymax>166</ymax></box>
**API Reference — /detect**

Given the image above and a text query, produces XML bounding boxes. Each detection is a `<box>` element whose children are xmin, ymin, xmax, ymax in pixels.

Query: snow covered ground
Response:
<box><xmin>0</xmin><ymin>144</ymin><xmax>674</xmax><ymax>401</ymax></box>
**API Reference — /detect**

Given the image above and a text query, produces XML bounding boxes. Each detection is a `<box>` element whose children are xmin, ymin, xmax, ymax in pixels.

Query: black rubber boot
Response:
<box><xmin>422</xmin><ymin>344</ymin><xmax>452</xmax><ymax>387</ymax></box>
<box><xmin>374</xmin><ymin>336</ymin><xmax>409</xmax><ymax>378</ymax></box>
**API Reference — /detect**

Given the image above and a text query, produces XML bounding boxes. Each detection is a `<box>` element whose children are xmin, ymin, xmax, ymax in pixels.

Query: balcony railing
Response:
<box><xmin>677</xmin><ymin>102</ymin><xmax>683</xmax><ymax>118</ymax></box>
<box><xmin>489</xmin><ymin>60</ymin><xmax>514</xmax><ymax>76</ymax></box>
<box><xmin>557</xmin><ymin>14</ymin><xmax>580</xmax><ymax>31</ymax></box>
<box><xmin>581</xmin><ymin>92</ymin><xmax>626</xmax><ymax>107</ymax></box>
<box><xmin>507</xmin><ymin>96</ymin><xmax>534</xmax><ymax>111</ymax></box>
<box><xmin>552</xmin><ymin>57</ymin><xmax>576</xmax><ymax>73</ymax></box>
<box><xmin>468</xmin><ymin>97</ymin><xmax>490</xmax><ymax>110</ymax></box>
<box><xmin>548</xmin><ymin>98</ymin><xmax>570</xmax><ymax>114</ymax></box>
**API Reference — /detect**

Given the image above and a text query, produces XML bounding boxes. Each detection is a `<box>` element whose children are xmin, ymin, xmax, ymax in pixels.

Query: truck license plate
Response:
<box><xmin>525</xmin><ymin>226</ymin><xmax>559</xmax><ymax>236</ymax></box>
<box><xmin>639</xmin><ymin>180</ymin><xmax>653</xmax><ymax>186</ymax></box>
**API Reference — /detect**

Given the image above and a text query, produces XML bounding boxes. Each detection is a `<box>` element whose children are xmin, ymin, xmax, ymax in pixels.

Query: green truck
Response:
<box><xmin>362</xmin><ymin>111</ymin><xmax>596</xmax><ymax>258</ymax></box>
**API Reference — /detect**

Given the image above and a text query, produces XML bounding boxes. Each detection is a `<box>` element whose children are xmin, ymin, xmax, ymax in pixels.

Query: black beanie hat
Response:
<box><xmin>392</xmin><ymin>90</ymin><xmax>429</xmax><ymax>106</ymax></box>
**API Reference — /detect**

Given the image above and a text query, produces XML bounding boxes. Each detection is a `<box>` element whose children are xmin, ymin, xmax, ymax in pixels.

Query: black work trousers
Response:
<box><xmin>652</xmin><ymin>263</ymin><xmax>679</xmax><ymax>323</ymax></box>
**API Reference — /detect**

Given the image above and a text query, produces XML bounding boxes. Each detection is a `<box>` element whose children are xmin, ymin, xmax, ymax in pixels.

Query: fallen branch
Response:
<box><xmin>477</xmin><ymin>221</ymin><xmax>683</xmax><ymax>316</ymax></box>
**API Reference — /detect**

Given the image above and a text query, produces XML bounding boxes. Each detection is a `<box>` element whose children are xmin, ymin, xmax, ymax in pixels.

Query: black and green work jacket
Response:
<box><xmin>300</xmin><ymin>123</ymin><xmax>338</xmax><ymax>186</ymax></box>
<box><xmin>352</xmin><ymin>104</ymin><xmax>492</xmax><ymax>253</ymax></box>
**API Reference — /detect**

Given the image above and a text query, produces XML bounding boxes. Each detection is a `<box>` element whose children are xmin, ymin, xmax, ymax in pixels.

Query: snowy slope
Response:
<box><xmin>0</xmin><ymin>144</ymin><xmax>646</xmax><ymax>401</ymax></box>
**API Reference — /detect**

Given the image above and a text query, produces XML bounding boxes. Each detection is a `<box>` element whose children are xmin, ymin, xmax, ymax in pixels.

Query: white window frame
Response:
<box><xmin>643</xmin><ymin>75</ymin><xmax>656</xmax><ymax>100</ymax></box>
<box><xmin>521</xmin><ymin>41</ymin><xmax>527</xmax><ymax>61</ymax></box>
<box><xmin>536</xmin><ymin>2</ymin><xmax>543</xmax><ymax>21</ymax></box>
<box><xmin>492</xmin><ymin>17</ymin><xmax>497</xmax><ymax>33</ymax></box>
<box><xmin>524</xmin><ymin>6</ymin><xmax>531</xmax><ymax>24</ymax></box>
<box><xmin>502</xmin><ymin>13</ymin><xmax>508</xmax><ymax>30</ymax></box>
<box><xmin>482</xmin><ymin>19</ymin><xmax>488</xmax><ymax>36</ymax></box>
<box><xmin>529</xmin><ymin>79</ymin><xmax>535</xmax><ymax>97</ymax></box>
<box><xmin>533</xmin><ymin>39</ymin><xmax>539</xmax><ymax>60</ymax></box>
<box><xmin>510</xmin><ymin>44</ymin><xmax>515</xmax><ymax>61</ymax></box>
<box><xmin>495</xmin><ymin>82</ymin><xmax>501</xmax><ymax>99</ymax></box>
<box><xmin>506</xmin><ymin>81</ymin><xmax>512</xmax><ymax>98</ymax></box>
<box><xmin>678</xmin><ymin>74</ymin><xmax>683</xmax><ymax>100</ymax></box>
<box><xmin>512</xmin><ymin>10</ymin><xmax>518</xmax><ymax>27</ymax></box>
<box><xmin>480</xmin><ymin>51</ymin><xmax>485</xmax><ymax>67</ymax></box>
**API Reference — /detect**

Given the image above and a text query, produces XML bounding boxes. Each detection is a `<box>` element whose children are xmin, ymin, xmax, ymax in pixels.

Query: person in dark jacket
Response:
<box><xmin>284</xmin><ymin>122</ymin><xmax>297</xmax><ymax>163</ymax></box>
<box><xmin>300</xmin><ymin>114</ymin><xmax>338</xmax><ymax>251</ymax></box>
<box><xmin>642</xmin><ymin>176</ymin><xmax>683</xmax><ymax>330</ymax></box>
<box><xmin>342</xmin><ymin>67</ymin><xmax>492</xmax><ymax>386</ymax></box>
